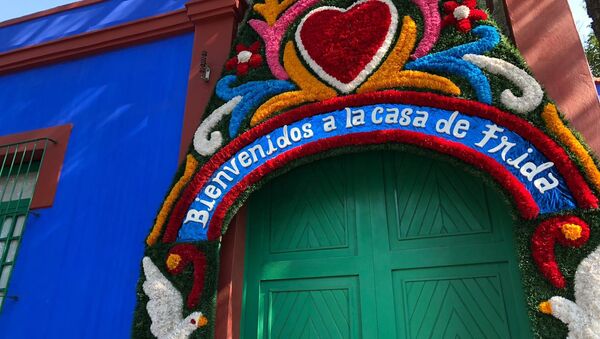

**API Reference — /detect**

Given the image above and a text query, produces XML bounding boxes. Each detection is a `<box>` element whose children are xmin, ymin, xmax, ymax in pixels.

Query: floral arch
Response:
<box><xmin>133</xmin><ymin>0</ymin><xmax>600</xmax><ymax>338</ymax></box>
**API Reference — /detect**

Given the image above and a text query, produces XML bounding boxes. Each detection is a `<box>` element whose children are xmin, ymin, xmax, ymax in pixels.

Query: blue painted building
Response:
<box><xmin>0</xmin><ymin>1</ymin><xmax>242</xmax><ymax>337</ymax></box>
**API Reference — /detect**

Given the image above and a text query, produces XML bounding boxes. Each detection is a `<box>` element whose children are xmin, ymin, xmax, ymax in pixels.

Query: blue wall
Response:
<box><xmin>0</xmin><ymin>33</ymin><xmax>193</xmax><ymax>338</ymax></box>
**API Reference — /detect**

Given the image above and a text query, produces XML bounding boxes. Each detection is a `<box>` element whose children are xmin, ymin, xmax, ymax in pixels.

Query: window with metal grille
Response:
<box><xmin>0</xmin><ymin>138</ymin><xmax>54</xmax><ymax>311</ymax></box>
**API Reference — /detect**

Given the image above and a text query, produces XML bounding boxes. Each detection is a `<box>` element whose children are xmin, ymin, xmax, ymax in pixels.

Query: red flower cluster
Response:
<box><xmin>296</xmin><ymin>0</ymin><xmax>393</xmax><ymax>85</ymax></box>
<box><xmin>225</xmin><ymin>42</ymin><xmax>263</xmax><ymax>76</ymax></box>
<box><xmin>531</xmin><ymin>216</ymin><xmax>591</xmax><ymax>288</ymax></box>
<box><xmin>441</xmin><ymin>0</ymin><xmax>488</xmax><ymax>33</ymax></box>
<box><xmin>166</xmin><ymin>244</ymin><xmax>207</xmax><ymax>309</ymax></box>
<box><xmin>161</xmin><ymin>91</ymin><xmax>597</xmax><ymax>243</ymax></box>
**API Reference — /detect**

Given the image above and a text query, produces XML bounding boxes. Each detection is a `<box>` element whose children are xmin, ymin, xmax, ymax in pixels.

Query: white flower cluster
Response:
<box><xmin>453</xmin><ymin>5</ymin><xmax>471</xmax><ymax>20</ymax></box>
<box><xmin>463</xmin><ymin>54</ymin><xmax>543</xmax><ymax>114</ymax></box>
<box><xmin>142</xmin><ymin>257</ymin><xmax>203</xmax><ymax>339</ymax></box>
<box><xmin>547</xmin><ymin>246</ymin><xmax>600</xmax><ymax>339</ymax></box>
<box><xmin>193</xmin><ymin>96</ymin><xmax>243</xmax><ymax>156</ymax></box>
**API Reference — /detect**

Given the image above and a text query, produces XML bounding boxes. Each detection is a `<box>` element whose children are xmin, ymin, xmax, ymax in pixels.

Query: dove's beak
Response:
<box><xmin>539</xmin><ymin>301</ymin><xmax>553</xmax><ymax>314</ymax></box>
<box><xmin>197</xmin><ymin>315</ymin><xmax>208</xmax><ymax>328</ymax></box>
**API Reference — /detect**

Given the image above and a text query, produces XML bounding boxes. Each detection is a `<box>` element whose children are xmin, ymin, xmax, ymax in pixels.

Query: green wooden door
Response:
<box><xmin>242</xmin><ymin>152</ymin><xmax>532</xmax><ymax>338</ymax></box>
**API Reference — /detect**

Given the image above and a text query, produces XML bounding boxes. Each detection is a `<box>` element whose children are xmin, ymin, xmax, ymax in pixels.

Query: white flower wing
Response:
<box><xmin>575</xmin><ymin>246</ymin><xmax>600</xmax><ymax>321</ymax></box>
<box><xmin>142</xmin><ymin>256</ymin><xmax>184</xmax><ymax>339</ymax></box>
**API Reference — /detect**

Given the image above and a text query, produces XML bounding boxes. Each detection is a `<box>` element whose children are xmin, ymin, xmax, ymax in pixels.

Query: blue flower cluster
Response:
<box><xmin>405</xmin><ymin>25</ymin><xmax>500</xmax><ymax>104</ymax></box>
<box><xmin>216</xmin><ymin>75</ymin><xmax>296</xmax><ymax>136</ymax></box>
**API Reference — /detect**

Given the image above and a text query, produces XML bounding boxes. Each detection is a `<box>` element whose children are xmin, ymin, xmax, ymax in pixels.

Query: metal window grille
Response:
<box><xmin>0</xmin><ymin>138</ymin><xmax>54</xmax><ymax>311</ymax></box>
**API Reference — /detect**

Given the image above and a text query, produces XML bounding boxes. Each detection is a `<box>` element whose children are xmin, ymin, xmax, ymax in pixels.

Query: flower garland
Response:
<box><xmin>146</xmin><ymin>154</ymin><xmax>198</xmax><ymax>246</ymax></box>
<box><xmin>250</xmin><ymin>42</ymin><xmax>337</xmax><ymax>126</ymax></box>
<box><xmin>462</xmin><ymin>54</ymin><xmax>543</xmax><ymax>114</ymax></box>
<box><xmin>225</xmin><ymin>42</ymin><xmax>263</xmax><ymax>76</ymax></box>
<box><xmin>193</xmin><ymin>96</ymin><xmax>242</xmax><ymax>156</ymax></box>
<box><xmin>405</xmin><ymin>25</ymin><xmax>500</xmax><ymax>104</ymax></box>
<box><xmin>294</xmin><ymin>0</ymin><xmax>399</xmax><ymax>93</ymax></box>
<box><xmin>441</xmin><ymin>0</ymin><xmax>488</xmax><ymax>33</ymax></box>
<box><xmin>356</xmin><ymin>16</ymin><xmax>461</xmax><ymax>95</ymax></box>
<box><xmin>368</xmin><ymin>70</ymin><xmax>461</xmax><ymax>95</ymax></box>
<box><xmin>531</xmin><ymin>216</ymin><xmax>590</xmax><ymax>288</ymax></box>
<box><xmin>249</xmin><ymin>0</ymin><xmax>320</xmax><ymax>80</ymax></box>
<box><xmin>253</xmin><ymin>0</ymin><xmax>295</xmax><ymax>26</ymax></box>
<box><xmin>542</xmin><ymin>103</ymin><xmax>600</xmax><ymax>192</ymax></box>
<box><xmin>166</xmin><ymin>244</ymin><xmax>207</xmax><ymax>310</ymax></box>
<box><xmin>358</xmin><ymin>15</ymin><xmax>417</xmax><ymax>92</ymax></box>
<box><xmin>410</xmin><ymin>0</ymin><xmax>441</xmax><ymax>59</ymax></box>
<box><xmin>539</xmin><ymin>245</ymin><xmax>600</xmax><ymax>338</ymax></box>
<box><xmin>160</xmin><ymin>90</ymin><xmax>599</xmax><ymax>244</ymax></box>
<box><xmin>215</xmin><ymin>75</ymin><xmax>295</xmax><ymax>137</ymax></box>
<box><xmin>142</xmin><ymin>256</ymin><xmax>207</xmax><ymax>339</ymax></box>
<box><xmin>205</xmin><ymin>129</ymin><xmax>538</xmax><ymax>239</ymax></box>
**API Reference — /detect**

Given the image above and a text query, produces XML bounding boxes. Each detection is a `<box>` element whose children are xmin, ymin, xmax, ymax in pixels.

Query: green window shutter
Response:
<box><xmin>0</xmin><ymin>138</ymin><xmax>53</xmax><ymax>311</ymax></box>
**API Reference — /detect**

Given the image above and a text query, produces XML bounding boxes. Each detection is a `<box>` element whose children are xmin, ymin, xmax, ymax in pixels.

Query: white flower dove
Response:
<box><xmin>142</xmin><ymin>256</ymin><xmax>207</xmax><ymax>339</ymax></box>
<box><xmin>541</xmin><ymin>246</ymin><xmax>600</xmax><ymax>339</ymax></box>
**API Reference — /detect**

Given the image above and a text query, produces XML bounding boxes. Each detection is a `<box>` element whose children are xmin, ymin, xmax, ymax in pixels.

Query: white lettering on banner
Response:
<box><xmin>322</xmin><ymin>115</ymin><xmax>337</xmax><ymax>131</ymax></box>
<box><xmin>436</xmin><ymin>111</ymin><xmax>471</xmax><ymax>138</ymax></box>
<box><xmin>184</xmin><ymin>122</ymin><xmax>315</xmax><ymax>226</ymax></box>
<box><xmin>184</xmin><ymin>105</ymin><xmax>565</xmax><ymax>229</ymax></box>
<box><xmin>475</xmin><ymin>124</ymin><xmax>559</xmax><ymax>193</ymax></box>
<box><xmin>345</xmin><ymin>108</ymin><xmax>366</xmax><ymax>128</ymax></box>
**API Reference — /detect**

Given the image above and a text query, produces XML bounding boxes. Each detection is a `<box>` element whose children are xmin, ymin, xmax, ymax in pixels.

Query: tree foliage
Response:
<box><xmin>585</xmin><ymin>34</ymin><xmax>600</xmax><ymax>77</ymax></box>
<box><xmin>586</xmin><ymin>0</ymin><xmax>600</xmax><ymax>41</ymax></box>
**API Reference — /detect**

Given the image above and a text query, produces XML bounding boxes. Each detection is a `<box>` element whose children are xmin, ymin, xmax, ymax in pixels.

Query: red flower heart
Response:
<box><xmin>296</xmin><ymin>0</ymin><xmax>398</xmax><ymax>93</ymax></box>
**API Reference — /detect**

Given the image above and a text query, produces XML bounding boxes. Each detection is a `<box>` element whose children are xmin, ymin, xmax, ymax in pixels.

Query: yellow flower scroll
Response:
<box><xmin>146</xmin><ymin>154</ymin><xmax>199</xmax><ymax>246</ymax></box>
<box><xmin>541</xmin><ymin>103</ymin><xmax>600</xmax><ymax>192</ymax></box>
<box><xmin>251</xmin><ymin>42</ymin><xmax>337</xmax><ymax>126</ymax></box>
<box><xmin>358</xmin><ymin>16</ymin><xmax>460</xmax><ymax>95</ymax></box>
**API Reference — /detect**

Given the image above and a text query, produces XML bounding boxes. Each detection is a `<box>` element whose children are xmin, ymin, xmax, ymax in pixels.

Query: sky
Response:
<box><xmin>0</xmin><ymin>0</ymin><xmax>77</xmax><ymax>22</ymax></box>
<box><xmin>0</xmin><ymin>0</ymin><xmax>595</xmax><ymax>44</ymax></box>
<box><xmin>568</xmin><ymin>0</ymin><xmax>594</xmax><ymax>44</ymax></box>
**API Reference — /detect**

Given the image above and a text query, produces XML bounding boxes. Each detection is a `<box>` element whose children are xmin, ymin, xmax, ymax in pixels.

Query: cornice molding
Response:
<box><xmin>0</xmin><ymin>0</ymin><xmax>243</xmax><ymax>76</ymax></box>
<box><xmin>186</xmin><ymin>0</ymin><xmax>243</xmax><ymax>23</ymax></box>
<box><xmin>0</xmin><ymin>10</ymin><xmax>193</xmax><ymax>75</ymax></box>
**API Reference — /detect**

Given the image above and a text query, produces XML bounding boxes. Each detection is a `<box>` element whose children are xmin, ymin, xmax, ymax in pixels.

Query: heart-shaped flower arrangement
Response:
<box><xmin>295</xmin><ymin>0</ymin><xmax>399</xmax><ymax>93</ymax></box>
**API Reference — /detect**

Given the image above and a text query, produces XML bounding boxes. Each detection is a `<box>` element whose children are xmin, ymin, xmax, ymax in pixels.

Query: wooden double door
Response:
<box><xmin>242</xmin><ymin>151</ymin><xmax>532</xmax><ymax>338</ymax></box>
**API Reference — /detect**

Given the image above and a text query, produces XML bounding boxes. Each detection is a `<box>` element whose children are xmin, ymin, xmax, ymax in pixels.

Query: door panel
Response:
<box><xmin>262</xmin><ymin>155</ymin><xmax>358</xmax><ymax>259</ymax></box>
<box><xmin>382</xmin><ymin>154</ymin><xmax>505</xmax><ymax>251</ymax></box>
<box><xmin>243</xmin><ymin>154</ymin><xmax>380</xmax><ymax>338</ymax></box>
<box><xmin>393</xmin><ymin>265</ymin><xmax>520</xmax><ymax>339</ymax></box>
<box><xmin>259</xmin><ymin>277</ymin><xmax>362</xmax><ymax>339</ymax></box>
<box><xmin>243</xmin><ymin>152</ymin><xmax>532</xmax><ymax>338</ymax></box>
